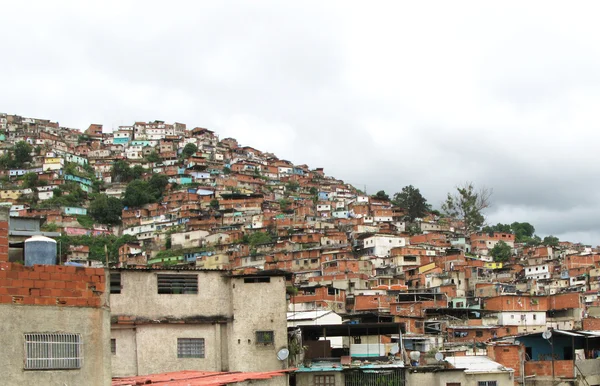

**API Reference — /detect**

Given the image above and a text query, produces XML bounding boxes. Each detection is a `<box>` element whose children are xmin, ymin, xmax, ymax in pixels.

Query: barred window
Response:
<box><xmin>25</xmin><ymin>333</ymin><xmax>82</xmax><ymax>370</ymax></box>
<box><xmin>110</xmin><ymin>273</ymin><xmax>121</xmax><ymax>294</ymax></box>
<box><xmin>315</xmin><ymin>375</ymin><xmax>335</xmax><ymax>386</ymax></box>
<box><xmin>478</xmin><ymin>382</ymin><xmax>497</xmax><ymax>386</ymax></box>
<box><xmin>177</xmin><ymin>338</ymin><xmax>205</xmax><ymax>358</ymax></box>
<box><xmin>256</xmin><ymin>330</ymin><xmax>274</xmax><ymax>345</ymax></box>
<box><xmin>157</xmin><ymin>274</ymin><xmax>198</xmax><ymax>294</ymax></box>
<box><xmin>110</xmin><ymin>339</ymin><xmax>116</xmax><ymax>354</ymax></box>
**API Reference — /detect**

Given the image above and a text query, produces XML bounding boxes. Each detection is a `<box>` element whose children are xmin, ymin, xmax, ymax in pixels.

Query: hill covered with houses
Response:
<box><xmin>2</xmin><ymin>112</ymin><xmax>600</xmax><ymax>352</ymax></box>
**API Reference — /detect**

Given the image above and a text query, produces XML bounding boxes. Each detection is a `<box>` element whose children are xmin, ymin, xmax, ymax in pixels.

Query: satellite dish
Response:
<box><xmin>514</xmin><ymin>340</ymin><xmax>521</xmax><ymax>346</ymax></box>
<box><xmin>409</xmin><ymin>351</ymin><xmax>421</xmax><ymax>361</ymax></box>
<box><xmin>435</xmin><ymin>352</ymin><xmax>444</xmax><ymax>361</ymax></box>
<box><xmin>277</xmin><ymin>348</ymin><xmax>290</xmax><ymax>361</ymax></box>
<box><xmin>389</xmin><ymin>346</ymin><xmax>399</xmax><ymax>355</ymax></box>
<box><xmin>542</xmin><ymin>330</ymin><xmax>552</xmax><ymax>340</ymax></box>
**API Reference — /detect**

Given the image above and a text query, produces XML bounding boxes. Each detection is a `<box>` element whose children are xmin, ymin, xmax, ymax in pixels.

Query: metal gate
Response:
<box><xmin>345</xmin><ymin>369</ymin><xmax>405</xmax><ymax>386</ymax></box>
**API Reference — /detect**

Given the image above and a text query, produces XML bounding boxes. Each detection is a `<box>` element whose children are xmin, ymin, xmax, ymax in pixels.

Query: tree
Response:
<box><xmin>14</xmin><ymin>141</ymin><xmax>33</xmax><ymax>166</ymax></box>
<box><xmin>222</xmin><ymin>167</ymin><xmax>231</xmax><ymax>175</ymax></box>
<box><xmin>209</xmin><ymin>198</ymin><xmax>220</xmax><ymax>210</ymax></box>
<box><xmin>490</xmin><ymin>240</ymin><xmax>512</xmax><ymax>262</ymax></box>
<box><xmin>372</xmin><ymin>190</ymin><xmax>390</xmax><ymax>201</ymax></box>
<box><xmin>542</xmin><ymin>235</ymin><xmax>559</xmax><ymax>247</ymax></box>
<box><xmin>89</xmin><ymin>194</ymin><xmax>123</xmax><ymax>225</ymax></box>
<box><xmin>123</xmin><ymin>180</ymin><xmax>153</xmax><ymax>207</ymax></box>
<box><xmin>122</xmin><ymin>174</ymin><xmax>170</xmax><ymax>208</ymax></box>
<box><xmin>279</xmin><ymin>198</ymin><xmax>291</xmax><ymax>212</ymax></box>
<box><xmin>182</xmin><ymin>143</ymin><xmax>198</xmax><ymax>158</ymax></box>
<box><xmin>146</xmin><ymin>151</ymin><xmax>161</xmax><ymax>163</ymax></box>
<box><xmin>393</xmin><ymin>185</ymin><xmax>431</xmax><ymax>222</ymax></box>
<box><xmin>442</xmin><ymin>182</ymin><xmax>492</xmax><ymax>235</ymax></box>
<box><xmin>22</xmin><ymin>172</ymin><xmax>39</xmax><ymax>189</ymax></box>
<box><xmin>130</xmin><ymin>165</ymin><xmax>144</xmax><ymax>180</ymax></box>
<box><xmin>112</xmin><ymin>160</ymin><xmax>131</xmax><ymax>183</ymax></box>
<box><xmin>247</xmin><ymin>232</ymin><xmax>273</xmax><ymax>247</ymax></box>
<box><xmin>511</xmin><ymin>222</ymin><xmax>535</xmax><ymax>242</ymax></box>
<box><xmin>482</xmin><ymin>223</ymin><xmax>512</xmax><ymax>234</ymax></box>
<box><xmin>148</xmin><ymin>174</ymin><xmax>169</xmax><ymax>201</ymax></box>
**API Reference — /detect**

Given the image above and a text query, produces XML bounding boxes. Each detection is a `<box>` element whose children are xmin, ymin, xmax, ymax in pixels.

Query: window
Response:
<box><xmin>476</xmin><ymin>331</ymin><xmax>483</xmax><ymax>337</ymax></box>
<box><xmin>256</xmin><ymin>331</ymin><xmax>274</xmax><ymax>345</ymax></box>
<box><xmin>315</xmin><ymin>375</ymin><xmax>335</xmax><ymax>386</ymax></box>
<box><xmin>177</xmin><ymin>338</ymin><xmax>205</xmax><ymax>358</ymax></box>
<box><xmin>478</xmin><ymin>382</ymin><xmax>497</xmax><ymax>386</ymax></box>
<box><xmin>110</xmin><ymin>273</ymin><xmax>121</xmax><ymax>294</ymax></box>
<box><xmin>24</xmin><ymin>333</ymin><xmax>82</xmax><ymax>370</ymax></box>
<box><xmin>244</xmin><ymin>277</ymin><xmax>270</xmax><ymax>283</ymax></box>
<box><xmin>447</xmin><ymin>383</ymin><xmax>461</xmax><ymax>386</ymax></box>
<box><xmin>157</xmin><ymin>274</ymin><xmax>198</xmax><ymax>294</ymax></box>
<box><xmin>111</xmin><ymin>339</ymin><xmax>116</xmax><ymax>354</ymax></box>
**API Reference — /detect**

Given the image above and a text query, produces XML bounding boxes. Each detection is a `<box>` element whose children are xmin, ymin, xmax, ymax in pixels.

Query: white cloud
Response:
<box><xmin>2</xmin><ymin>1</ymin><xmax>600</xmax><ymax>244</ymax></box>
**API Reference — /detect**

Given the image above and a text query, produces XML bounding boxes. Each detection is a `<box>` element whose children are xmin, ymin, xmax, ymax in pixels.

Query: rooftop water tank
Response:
<box><xmin>24</xmin><ymin>235</ymin><xmax>57</xmax><ymax>266</ymax></box>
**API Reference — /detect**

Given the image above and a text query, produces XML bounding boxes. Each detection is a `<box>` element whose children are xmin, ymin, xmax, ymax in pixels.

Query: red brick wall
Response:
<box><xmin>0</xmin><ymin>262</ymin><xmax>105</xmax><ymax>307</ymax></box>
<box><xmin>582</xmin><ymin>318</ymin><xmax>600</xmax><ymax>330</ymax></box>
<box><xmin>487</xmin><ymin>344</ymin><xmax>521</xmax><ymax>378</ymax></box>
<box><xmin>0</xmin><ymin>218</ymin><xmax>8</xmax><ymax>262</ymax></box>
<box><xmin>525</xmin><ymin>360</ymin><xmax>573</xmax><ymax>378</ymax></box>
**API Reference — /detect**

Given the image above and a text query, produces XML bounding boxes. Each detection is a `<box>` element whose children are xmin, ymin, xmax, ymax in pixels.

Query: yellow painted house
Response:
<box><xmin>484</xmin><ymin>262</ymin><xmax>503</xmax><ymax>269</ymax></box>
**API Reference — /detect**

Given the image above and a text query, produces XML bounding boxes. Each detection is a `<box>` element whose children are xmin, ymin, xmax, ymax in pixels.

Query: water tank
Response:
<box><xmin>24</xmin><ymin>235</ymin><xmax>57</xmax><ymax>266</ymax></box>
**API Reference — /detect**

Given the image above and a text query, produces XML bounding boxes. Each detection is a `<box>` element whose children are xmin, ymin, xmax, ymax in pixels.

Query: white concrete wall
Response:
<box><xmin>0</xmin><ymin>304</ymin><xmax>111</xmax><ymax>386</ymax></box>
<box><xmin>228</xmin><ymin>275</ymin><xmax>288</xmax><ymax>372</ymax></box>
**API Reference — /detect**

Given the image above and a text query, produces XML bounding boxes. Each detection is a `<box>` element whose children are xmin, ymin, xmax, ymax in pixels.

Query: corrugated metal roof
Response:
<box><xmin>287</xmin><ymin>310</ymin><xmax>333</xmax><ymax>321</ymax></box>
<box><xmin>446</xmin><ymin>356</ymin><xmax>513</xmax><ymax>373</ymax></box>
<box><xmin>112</xmin><ymin>369</ymin><xmax>293</xmax><ymax>386</ymax></box>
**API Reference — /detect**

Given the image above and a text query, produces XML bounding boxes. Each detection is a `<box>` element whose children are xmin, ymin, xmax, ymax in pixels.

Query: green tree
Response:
<box><xmin>209</xmin><ymin>198</ymin><xmax>220</xmax><ymax>210</ymax></box>
<box><xmin>111</xmin><ymin>160</ymin><xmax>131</xmax><ymax>183</ymax></box>
<box><xmin>122</xmin><ymin>174</ymin><xmax>169</xmax><ymax>207</ymax></box>
<box><xmin>182</xmin><ymin>143</ymin><xmax>198</xmax><ymax>158</ymax></box>
<box><xmin>511</xmin><ymin>222</ymin><xmax>535</xmax><ymax>242</ymax></box>
<box><xmin>123</xmin><ymin>180</ymin><xmax>153</xmax><ymax>207</ymax></box>
<box><xmin>490</xmin><ymin>240</ymin><xmax>512</xmax><ymax>262</ymax></box>
<box><xmin>14</xmin><ymin>141</ymin><xmax>33</xmax><ymax>166</ymax></box>
<box><xmin>148</xmin><ymin>174</ymin><xmax>169</xmax><ymax>201</ymax></box>
<box><xmin>130</xmin><ymin>165</ymin><xmax>144</xmax><ymax>180</ymax></box>
<box><xmin>22</xmin><ymin>172</ymin><xmax>39</xmax><ymax>189</ymax></box>
<box><xmin>279</xmin><ymin>198</ymin><xmax>291</xmax><ymax>212</ymax></box>
<box><xmin>372</xmin><ymin>190</ymin><xmax>390</xmax><ymax>201</ymax></box>
<box><xmin>246</xmin><ymin>232</ymin><xmax>273</xmax><ymax>247</ymax></box>
<box><xmin>89</xmin><ymin>194</ymin><xmax>123</xmax><ymax>225</ymax></box>
<box><xmin>442</xmin><ymin>182</ymin><xmax>492</xmax><ymax>235</ymax></box>
<box><xmin>393</xmin><ymin>185</ymin><xmax>431</xmax><ymax>221</ymax></box>
<box><xmin>146</xmin><ymin>151</ymin><xmax>161</xmax><ymax>163</ymax></box>
<box><xmin>542</xmin><ymin>235</ymin><xmax>559</xmax><ymax>247</ymax></box>
<box><xmin>222</xmin><ymin>167</ymin><xmax>231</xmax><ymax>175</ymax></box>
<box><xmin>285</xmin><ymin>181</ymin><xmax>300</xmax><ymax>193</ymax></box>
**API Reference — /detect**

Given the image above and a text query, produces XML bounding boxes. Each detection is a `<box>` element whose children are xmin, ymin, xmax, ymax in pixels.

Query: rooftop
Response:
<box><xmin>446</xmin><ymin>356</ymin><xmax>513</xmax><ymax>373</ymax></box>
<box><xmin>112</xmin><ymin>369</ymin><xmax>293</xmax><ymax>386</ymax></box>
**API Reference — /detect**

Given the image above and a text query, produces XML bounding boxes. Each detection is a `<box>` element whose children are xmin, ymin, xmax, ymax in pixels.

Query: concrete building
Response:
<box><xmin>109</xmin><ymin>268</ymin><xmax>289</xmax><ymax>378</ymax></box>
<box><xmin>0</xmin><ymin>208</ymin><xmax>111</xmax><ymax>385</ymax></box>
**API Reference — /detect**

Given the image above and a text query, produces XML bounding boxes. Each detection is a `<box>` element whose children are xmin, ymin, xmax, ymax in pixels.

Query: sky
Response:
<box><xmin>2</xmin><ymin>1</ymin><xmax>600</xmax><ymax>244</ymax></box>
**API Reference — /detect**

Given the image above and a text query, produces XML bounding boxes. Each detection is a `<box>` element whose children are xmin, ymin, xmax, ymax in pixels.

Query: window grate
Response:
<box><xmin>110</xmin><ymin>273</ymin><xmax>121</xmax><ymax>294</ymax></box>
<box><xmin>24</xmin><ymin>333</ymin><xmax>82</xmax><ymax>370</ymax></box>
<box><xmin>177</xmin><ymin>338</ymin><xmax>205</xmax><ymax>358</ymax></box>
<box><xmin>315</xmin><ymin>375</ymin><xmax>335</xmax><ymax>386</ymax></box>
<box><xmin>110</xmin><ymin>339</ymin><xmax>116</xmax><ymax>354</ymax></box>
<box><xmin>157</xmin><ymin>274</ymin><xmax>198</xmax><ymax>294</ymax></box>
<box><xmin>256</xmin><ymin>330</ymin><xmax>274</xmax><ymax>345</ymax></box>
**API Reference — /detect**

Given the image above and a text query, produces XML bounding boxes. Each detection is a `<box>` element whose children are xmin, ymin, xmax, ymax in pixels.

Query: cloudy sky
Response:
<box><xmin>2</xmin><ymin>1</ymin><xmax>600</xmax><ymax>244</ymax></box>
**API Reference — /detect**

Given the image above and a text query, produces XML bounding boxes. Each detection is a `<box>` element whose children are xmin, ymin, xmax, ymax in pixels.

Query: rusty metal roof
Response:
<box><xmin>112</xmin><ymin>369</ymin><xmax>294</xmax><ymax>386</ymax></box>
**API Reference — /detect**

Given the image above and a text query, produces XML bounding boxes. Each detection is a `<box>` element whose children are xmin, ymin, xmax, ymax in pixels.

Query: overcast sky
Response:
<box><xmin>2</xmin><ymin>1</ymin><xmax>600</xmax><ymax>244</ymax></box>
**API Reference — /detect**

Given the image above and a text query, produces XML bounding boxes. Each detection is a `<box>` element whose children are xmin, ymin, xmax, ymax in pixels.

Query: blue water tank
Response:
<box><xmin>24</xmin><ymin>235</ymin><xmax>57</xmax><ymax>266</ymax></box>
